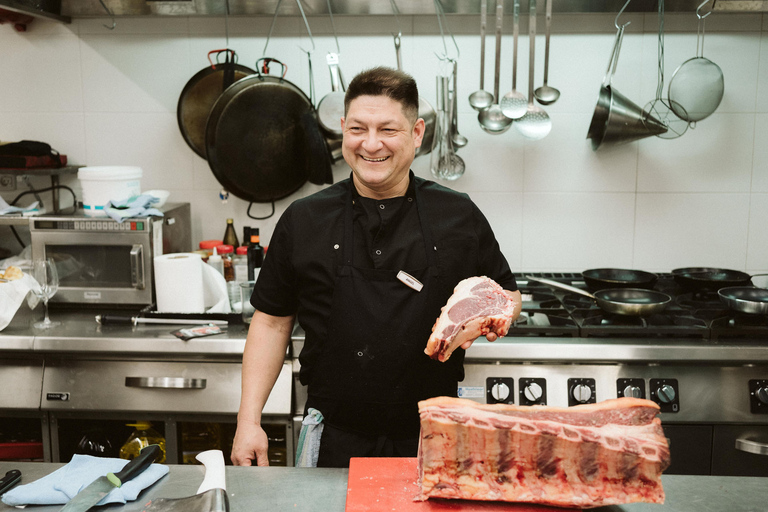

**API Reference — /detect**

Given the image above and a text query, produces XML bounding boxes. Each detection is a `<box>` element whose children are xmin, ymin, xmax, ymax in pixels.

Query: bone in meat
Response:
<box><xmin>417</xmin><ymin>396</ymin><xmax>670</xmax><ymax>509</ymax></box>
<box><xmin>425</xmin><ymin>276</ymin><xmax>517</xmax><ymax>362</ymax></box>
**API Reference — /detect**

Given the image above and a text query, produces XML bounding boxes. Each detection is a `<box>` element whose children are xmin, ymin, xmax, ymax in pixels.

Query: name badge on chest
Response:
<box><xmin>397</xmin><ymin>270</ymin><xmax>423</xmax><ymax>292</ymax></box>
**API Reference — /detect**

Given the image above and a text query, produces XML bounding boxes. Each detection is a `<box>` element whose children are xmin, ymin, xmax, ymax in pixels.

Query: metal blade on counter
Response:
<box><xmin>95</xmin><ymin>315</ymin><xmax>228</xmax><ymax>326</ymax></box>
<box><xmin>142</xmin><ymin>449</ymin><xmax>229</xmax><ymax>512</ymax></box>
<box><xmin>59</xmin><ymin>444</ymin><xmax>160</xmax><ymax>512</ymax></box>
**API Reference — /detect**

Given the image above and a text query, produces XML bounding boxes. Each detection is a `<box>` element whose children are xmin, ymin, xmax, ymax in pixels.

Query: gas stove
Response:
<box><xmin>507</xmin><ymin>273</ymin><xmax>766</xmax><ymax>340</ymax></box>
<box><xmin>459</xmin><ymin>272</ymin><xmax>768</xmax><ymax>476</ymax></box>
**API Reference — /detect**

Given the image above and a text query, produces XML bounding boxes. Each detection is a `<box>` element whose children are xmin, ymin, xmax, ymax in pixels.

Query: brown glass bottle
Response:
<box><xmin>222</xmin><ymin>218</ymin><xmax>239</xmax><ymax>248</ymax></box>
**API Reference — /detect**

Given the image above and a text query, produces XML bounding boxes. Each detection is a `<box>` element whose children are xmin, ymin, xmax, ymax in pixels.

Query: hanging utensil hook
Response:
<box><xmin>433</xmin><ymin>0</ymin><xmax>460</xmax><ymax>61</ymax></box>
<box><xmin>614</xmin><ymin>0</ymin><xmax>632</xmax><ymax>30</ymax></box>
<box><xmin>695</xmin><ymin>0</ymin><xmax>713</xmax><ymax>57</ymax></box>
<box><xmin>294</xmin><ymin>0</ymin><xmax>316</xmax><ymax>54</ymax></box>
<box><xmin>263</xmin><ymin>0</ymin><xmax>316</xmax><ymax>56</ymax></box>
<box><xmin>223</xmin><ymin>0</ymin><xmax>230</xmax><ymax>49</ymax></box>
<box><xmin>697</xmin><ymin>0</ymin><xmax>714</xmax><ymax>20</ymax></box>
<box><xmin>98</xmin><ymin>0</ymin><xmax>116</xmax><ymax>30</ymax></box>
<box><xmin>390</xmin><ymin>0</ymin><xmax>404</xmax><ymax>42</ymax></box>
<box><xmin>327</xmin><ymin>0</ymin><xmax>341</xmax><ymax>54</ymax></box>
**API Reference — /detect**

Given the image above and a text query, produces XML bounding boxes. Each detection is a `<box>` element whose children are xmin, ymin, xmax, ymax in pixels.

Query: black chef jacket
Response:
<box><xmin>252</xmin><ymin>172</ymin><xmax>517</xmax><ymax>431</ymax></box>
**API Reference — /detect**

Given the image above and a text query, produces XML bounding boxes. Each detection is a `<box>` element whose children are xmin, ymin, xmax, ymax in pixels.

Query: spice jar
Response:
<box><xmin>216</xmin><ymin>244</ymin><xmax>235</xmax><ymax>282</ymax></box>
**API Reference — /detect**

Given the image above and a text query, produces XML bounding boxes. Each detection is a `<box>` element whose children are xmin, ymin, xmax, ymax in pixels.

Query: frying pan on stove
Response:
<box><xmin>672</xmin><ymin>268</ymin><xmax>768</xmax><ymax>292</ymax></box>
<box><xmin>527</xmin><ymin>276</ymin><xmax>671</xmax><ymax>317</ymax></box>
<box><xmin>718</xmin><ymin>287</ymin><xmax>768</xmax><ymax>315</ymax></box>
<box><xmin>582</xmin><ymin>268</ymin><xmax>658</xmax><ymax>292</ymax></box>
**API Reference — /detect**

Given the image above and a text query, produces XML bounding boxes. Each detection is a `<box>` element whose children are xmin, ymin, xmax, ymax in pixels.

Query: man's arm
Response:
<box><xmin>231</xmin><ymin>310</ymin><xmax>295</xmax><ymax>466</ymax></box>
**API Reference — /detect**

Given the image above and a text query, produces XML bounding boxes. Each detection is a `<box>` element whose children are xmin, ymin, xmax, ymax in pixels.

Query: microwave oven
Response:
<box><xmin>30</xmin><ymin>203</ymin><xmax>191</xmax><ymax>306</ymax></box>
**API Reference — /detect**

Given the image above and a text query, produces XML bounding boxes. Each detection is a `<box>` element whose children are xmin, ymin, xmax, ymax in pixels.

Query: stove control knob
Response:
<box><xmin>524</xmin><ymin>382</ymin><xmax>543</xmax><ymax>403</ymax></box>
<box><xmin>756</xmin><ymin>386</ymin><xmax>768</xmax><ymax>405</ymax></box>
<box><xmin>656</xmin><ymin>384</ymin><xmax>676</xmax><ymax>404</ymax></box>
<box><xmin>491</xmin><ymin>382</ymin><xmax>510</xmax><ymax>402</ymax></box>
<box><xmin>571</xmin><ymin>384</ymin><xmax>592</xmax><ymax>403</ymax></box>
<box><xmin>623</xmin><ymin>385</ymin><xmax>643</xmax><ymax>398</ymax></box>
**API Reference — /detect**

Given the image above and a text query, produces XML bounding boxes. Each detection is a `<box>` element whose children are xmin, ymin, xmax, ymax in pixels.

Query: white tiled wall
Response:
<box><xmin>1</xmin><ymin>11</ymin><xmax>766</xmax><ymax>275</ymax></box>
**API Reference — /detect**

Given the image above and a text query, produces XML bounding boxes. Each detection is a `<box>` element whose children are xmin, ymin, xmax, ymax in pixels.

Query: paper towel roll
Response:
<box><xmin>154</xmin><ymin>253</ymin><xmax>204</xmax><ymax>313</ymax></box>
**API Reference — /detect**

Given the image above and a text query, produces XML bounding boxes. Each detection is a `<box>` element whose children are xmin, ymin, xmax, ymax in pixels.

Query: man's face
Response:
<box><xmin>341</xmin><ymin>94</ymin><xmax>425</xmax><ymax>198</ymax></box>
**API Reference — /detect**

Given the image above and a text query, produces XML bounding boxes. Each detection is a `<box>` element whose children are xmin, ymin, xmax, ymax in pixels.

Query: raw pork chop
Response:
<box><xmin>425</xmin><ymin>276</ymin><xmax>517</xmax><ymax>362</ymax></box>
<box><xmin>417</xmin><ymin>396</ymin><xmax>670</xmax><ymax>509</ymax></box>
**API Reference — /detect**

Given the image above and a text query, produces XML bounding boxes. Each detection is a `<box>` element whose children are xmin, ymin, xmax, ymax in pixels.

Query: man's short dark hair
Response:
<box><xmin>344</xmin><ymin>67</ymin><xmax>419</xmax><ymax>123</ymax></box>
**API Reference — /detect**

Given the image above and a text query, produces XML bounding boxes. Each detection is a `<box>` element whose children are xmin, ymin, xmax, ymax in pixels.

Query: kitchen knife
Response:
<box><xmin>59</xmin><ymin>444</ymin><xmax>160</xmax><ymax>512</ymax></box>
<box><xmin>95</xmin><ymin>315</ymin><xmax>227</xmax><ymax>326</ymax></box>
<box><xmin>142</xmin><ymin>449</ymin><xmax>228</xmax><ymax>512</ymax></box>
<box><xmin>0</xmin><ymin>469</ymin><xmax>21</xmax><ymax>496</ymax></box>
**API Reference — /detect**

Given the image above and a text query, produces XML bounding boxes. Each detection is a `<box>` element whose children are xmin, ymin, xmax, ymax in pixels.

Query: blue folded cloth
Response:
<box><xmin>1</xmin><ymin>454</ymin><xmax>169</xmax><ymax>506</ymax></box>
<box><xmin>104</xmin><ymin>194</ymin><xmax>163</xmax><ymax>223</ymax></box>
<box><xmin>295</xmin><ymin>407</ymin><xmax>324</xmax><ymax>467</ymax></box>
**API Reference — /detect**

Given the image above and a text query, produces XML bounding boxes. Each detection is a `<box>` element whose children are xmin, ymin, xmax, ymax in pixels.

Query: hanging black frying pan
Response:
<box><xmin>582</xmin><ymin>268</ymin><xmax>658</xmax><ymax>292</ymax></box>
<box><xmin>205</xmin><ymin>58</ymin><xmax>331</xmax><ymax>203</ymax></box>
<box><xmin>718</xmin><ymin>287</ymin><xmax>768</xmax><ymax>315</ymax></box>
<box><xmin>528</xmin><ymin>276</ymin><xmax>671</xmax><ymax>316</ymax></box>
<box><xmin>177</xmin><ymin>49</ymin><xmax>255</xmax><ymax>159</ymax></box>
<box><xmin>672</xmin><ymin>268</ymin><xmax>768</xmax><ymax>292</ymax></box>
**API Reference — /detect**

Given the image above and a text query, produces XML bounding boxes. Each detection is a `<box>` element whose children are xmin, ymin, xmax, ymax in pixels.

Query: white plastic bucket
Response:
<box><xmin>77</xmin><ymin>166</ymin><xmax>143</xmax><ymax>217</ymax></box>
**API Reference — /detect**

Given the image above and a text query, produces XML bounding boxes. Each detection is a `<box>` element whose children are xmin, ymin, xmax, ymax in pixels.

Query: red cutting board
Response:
<box><xmin>345</xmin><ymin>458</ymin><xmax>580</xmax><ymax>512</ymax></box>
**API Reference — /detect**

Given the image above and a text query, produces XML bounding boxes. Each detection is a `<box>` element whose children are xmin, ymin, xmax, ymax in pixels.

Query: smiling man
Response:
<box><xmin>231</xmin><ymin>67</ymin><xmax>521</xmax><ymax>469</ymax></box>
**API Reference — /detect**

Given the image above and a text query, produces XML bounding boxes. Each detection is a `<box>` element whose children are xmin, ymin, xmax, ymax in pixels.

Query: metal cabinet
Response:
<box><xmin>712</xmin><ymin>425</ymin><xmax>768</xmax><ymax>476</ymax></box>
<box><xmin>40</xmin><ymin>358</ymin><xmax>294</xmax><ymax>464</ymax></box>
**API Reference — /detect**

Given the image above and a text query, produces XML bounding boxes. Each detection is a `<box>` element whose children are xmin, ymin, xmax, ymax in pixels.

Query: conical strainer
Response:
<box><xmin>588</xmin><ymin>0</ymin><xmax>668</xmax><ymax>150</ymax></box>
<box><xmin>667</xmin><ymin>0</ymin><xmax>724</xmax><ymax>124</ymax></box>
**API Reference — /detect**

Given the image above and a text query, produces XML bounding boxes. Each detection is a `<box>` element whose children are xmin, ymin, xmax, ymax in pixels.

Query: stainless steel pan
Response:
<box><xmin>582</xmin><ymin>268</ymin><xmax>658</xmax><ymax>292</ymax></box>
<box><xmin>718</xmin><ymin>287</ymin><xmax>768</xmax><ymax>315</ymax></box>
<box><xmin>528</xmin><ymin>276</ymin><xmax>671</xmax><ymax>316</ymax></box>
<box><xmin>672</xmin><ymin>267</ymin><xmax>768</xmax><ymax>292</ymax></box>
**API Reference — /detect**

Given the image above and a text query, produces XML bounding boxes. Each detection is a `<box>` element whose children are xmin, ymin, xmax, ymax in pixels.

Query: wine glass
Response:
<box><xmin>31</xmin><ymin>258</ymin><xmax>60</xmax><ymax>329</ymax></box>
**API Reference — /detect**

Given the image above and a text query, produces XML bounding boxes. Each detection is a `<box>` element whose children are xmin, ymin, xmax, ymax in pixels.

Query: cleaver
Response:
<box><xmin>141</xmin><ymin>450</ymin><xmax>229</xmax><ymax>512</ymax></box>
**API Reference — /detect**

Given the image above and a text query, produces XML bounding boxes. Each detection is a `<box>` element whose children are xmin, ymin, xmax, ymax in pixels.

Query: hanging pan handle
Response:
<box><xmin>207</xmin><ymin>49</ymin><xmax>236</xmax><ymax>69</ymax></box>
<box><xmin>256</xmin><ymin>57</ymin><xmax>288</xmax><ymax>80</ymax></box>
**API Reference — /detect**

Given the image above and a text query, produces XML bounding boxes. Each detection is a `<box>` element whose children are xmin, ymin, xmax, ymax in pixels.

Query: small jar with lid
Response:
<box><xmin>216</xmin><ymin>244</ymin><xmax>235</xmax><ymax>282</ymax></box>
<box><xmin>233</xmin><ymin>246</ymin><xmax>249</xmax><ymax>284</ymax></box>
<box><xmin>198</xmin><ymin>240</ymin><xmax>224</xmax><ymax>261</ymax></box>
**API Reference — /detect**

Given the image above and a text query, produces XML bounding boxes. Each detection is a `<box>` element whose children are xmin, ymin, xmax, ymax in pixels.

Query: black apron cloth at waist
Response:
<box><xmin>305</xmin><ymin>178</ymin><xmax>461</xmax><ymax>439</ymax></box>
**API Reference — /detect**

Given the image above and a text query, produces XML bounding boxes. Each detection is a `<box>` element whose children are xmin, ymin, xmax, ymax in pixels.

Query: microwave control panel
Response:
<box><xmin>33</xmin><ymin>220</ymin><xmax>147</xmax><ymax>232</ymax></box>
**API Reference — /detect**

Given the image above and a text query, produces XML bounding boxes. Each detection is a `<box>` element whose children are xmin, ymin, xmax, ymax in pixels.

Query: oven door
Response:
<box><xmin>32</xmin><ymin>232</ymin><xmax>152</xmax><ymax>305</ymax></box>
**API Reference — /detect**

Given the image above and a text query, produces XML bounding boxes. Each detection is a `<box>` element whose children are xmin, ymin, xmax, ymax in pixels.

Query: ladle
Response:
<box><xmin>500</xmin><ymin>0</ymin><xmax>527</xmax><ymax>119</ymax></box>
<box><xmin>534</xmin><ymin>0</ymin><xmax>560</xmax><ymax>105</ymax></box>
<box><xmin>451</xmin><ymin>60</ymin><xmax>468</xmax><ymax>148</ymax></box>
<box><xmin>514</xmin><ymin>0</ymin><xmax>552</xmax><ymax>139</ymax></box>
<box><xmin>468</xmin><ymin>0</ymin><xmax>493</xmax><ymax>111</ymax></box>
<box><xmin>478</xmin><ymin>0</ymin><xmax>513</xmax><ymax>134</ymax></box>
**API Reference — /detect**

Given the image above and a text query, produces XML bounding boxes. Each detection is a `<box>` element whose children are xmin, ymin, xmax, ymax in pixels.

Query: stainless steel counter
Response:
<box><xmin>0</xmin><ymin>461</ymin><xmax>765</xmax><ymax>512</ymax></box>
<box><xmin>4</xmin><ymin>311</ymin><xmax>768</xmax><ymax>364</ymax></box>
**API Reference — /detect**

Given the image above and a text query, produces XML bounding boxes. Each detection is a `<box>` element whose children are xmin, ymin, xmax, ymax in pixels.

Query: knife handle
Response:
<box><xmin>108</xmin><ymin>444</ymin><xmax>161</xmax><ymax>487</ymax></box>
<box><xmin>96</xmin><ymin>315</ymin><xmax>136</xmax><ymax>325</ymax></box>
<box><xmin>0</xmin><ymin>469</ymin><xmax>21</xmax><ymax>496</ymax></box>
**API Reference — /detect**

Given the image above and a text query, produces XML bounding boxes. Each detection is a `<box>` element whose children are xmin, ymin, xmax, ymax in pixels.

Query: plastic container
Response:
<box><xmin>207</xmin><ymin>247</ymin><xmax>224</xmax><ymax>278</ymax></box>
<box><xmin>198</xmin><ymin>240</ymin><xmax>224</xmax><ymax>259</ymax></box>
<box><xmin>233</xmin><ymin>246</ymin><xmax>248</xmax><ymax>284</ymax></box>
<box><xmin>119</xmin><ymin>421</ymin><xmax>166</xmax><ymax>463</ymax></box>
<box><xmin>77</xmin><ymin>166</ymin><xmax>142</xmax><ymax>217</ymax></box>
